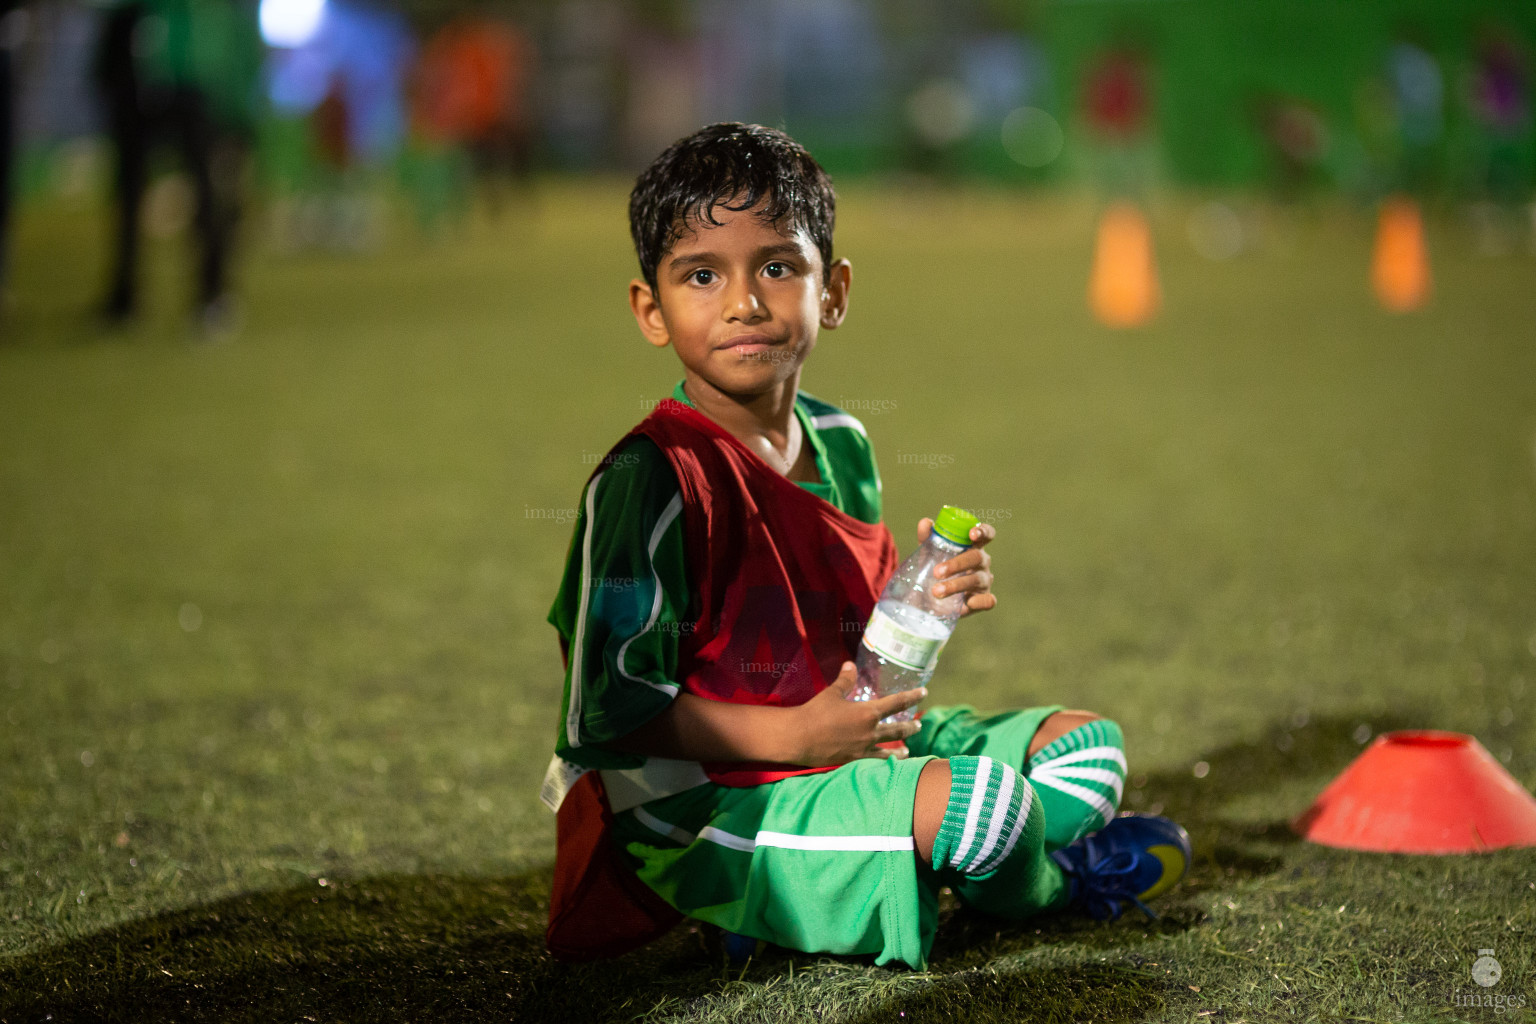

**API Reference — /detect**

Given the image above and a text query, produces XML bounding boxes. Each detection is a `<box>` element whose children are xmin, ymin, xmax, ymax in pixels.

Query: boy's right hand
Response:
<box><xmin>786</xmin><ymin>662</ymin><xmax>925</xmax><ymax>765</ymax></box>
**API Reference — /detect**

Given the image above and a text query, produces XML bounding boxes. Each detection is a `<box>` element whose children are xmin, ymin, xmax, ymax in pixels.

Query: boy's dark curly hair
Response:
<box><xmin>628</xmin><ymin>123</ymin><xmax>836</xmax><ymax>294</ymax></box>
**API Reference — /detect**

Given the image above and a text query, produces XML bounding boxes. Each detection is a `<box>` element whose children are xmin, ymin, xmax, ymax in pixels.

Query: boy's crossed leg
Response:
<box><xmin>912</xmin><ymin>707</ymin><xmax>1187</xmax><ymax>926</ymax></box>
<box><xmin>910</xmin><ymin>705</ymin><xmax>1127</xmax><ymax>849</ymax></box>
<box><xmin>908</xmin><ymin>705</ymin><xmax>1124</xmax><ymax>922</ymax></box>
<box><xmin>610</xmin><ymin>705</ymin><xmax>1179</xmax><ymax>969</ymax></box>
<box><xmin>1027</xmin><ymin>713</ymin><xmax>1128</xmax><ymax>848</ymax></box>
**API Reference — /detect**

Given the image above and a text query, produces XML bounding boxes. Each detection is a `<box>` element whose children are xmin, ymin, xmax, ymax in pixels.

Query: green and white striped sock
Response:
<box><xmin>930</xmin><ymin>755</ymin><xmax>1031</xmax><ymax>876</ymax></box>
<box><xmin>1027</xmin><ymin>719</ymin><xmax>1127</xmax><ymax>849</ymax></box>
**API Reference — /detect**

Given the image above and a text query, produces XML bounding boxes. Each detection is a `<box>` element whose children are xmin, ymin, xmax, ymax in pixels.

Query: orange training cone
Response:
<box><xmin>1089</xmin><ymin>201</ymin><xmax>1160</xmax><ymax>328</ymax></box>
<box><xmin>1371</xmin><ymin>194</ymin><xmax>1431</xmax><ymax>312</ymax></box>
<box><xmin>1293</xmin><ymin>731</ymin><xmax>1536</xmax><ymax>854</ymax></box>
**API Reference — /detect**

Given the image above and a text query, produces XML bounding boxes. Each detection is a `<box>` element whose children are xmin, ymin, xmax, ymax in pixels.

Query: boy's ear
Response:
<box><xmin>629</xmin><ymin>279</ymin><xmax>671</xmax><ymax>348</ymax></box>
<box><xmin>820</xmin><ymin>259</ymin><xmax>852</xmax><ymax>330</ymax></box>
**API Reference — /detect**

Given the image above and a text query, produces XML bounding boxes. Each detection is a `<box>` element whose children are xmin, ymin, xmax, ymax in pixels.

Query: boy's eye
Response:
<box><xmin>690</xmin><ymin>269</ymin><xmax>716</xmax><ymax>285</ymax></box>
<box><xmin>763</xmin><ymin>262</ymin><xmax>792</xmax><ymax>278</ymax></box>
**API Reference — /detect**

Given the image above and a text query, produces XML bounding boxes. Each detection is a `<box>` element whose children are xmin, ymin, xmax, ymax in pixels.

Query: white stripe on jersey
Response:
<box><xmin>564</xmin><ymin>469</ymin><xmax>606</xmax><ymax>748</ymax></box>
<box><xmin>809</xmin><ymin>412</ymin><xmax>868</xmax><ymax>437</ymax></box>
<box><xmin>615</xmin><ymin>490</ymin><xmax>683</xmax><ymax>696</ymax></box>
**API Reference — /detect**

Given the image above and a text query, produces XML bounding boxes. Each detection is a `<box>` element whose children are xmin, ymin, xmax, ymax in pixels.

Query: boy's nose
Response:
<box><xmin>725</xmin><ymin>282</ymin><xmax>765</xmax><ymax>321</ymax></box>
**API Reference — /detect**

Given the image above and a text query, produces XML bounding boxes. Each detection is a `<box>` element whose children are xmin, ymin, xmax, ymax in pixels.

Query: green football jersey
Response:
<box><xmin>547</xmin><ymin>382</ymin><xmax>884</xmax><ymax>770</ymax></box>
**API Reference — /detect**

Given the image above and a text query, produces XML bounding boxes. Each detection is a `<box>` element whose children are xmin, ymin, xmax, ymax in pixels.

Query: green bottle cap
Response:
<box><xmin>932</xmin><ymin>505</ymin><xmax>980</xmax><ymax>546</ymax></box>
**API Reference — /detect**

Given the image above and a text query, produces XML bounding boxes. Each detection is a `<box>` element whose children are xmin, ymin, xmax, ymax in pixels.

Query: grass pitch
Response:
<box><xmin>1</xmin><ymin>183</ymin><xmax>1534</xmax><ymax>1023</ymax></box>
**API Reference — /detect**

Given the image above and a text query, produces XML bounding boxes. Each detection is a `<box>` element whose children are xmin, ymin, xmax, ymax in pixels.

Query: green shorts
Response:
<box><xmin>610</xmin><ymin>704</ymin><xmax>1064</xmax><ymax>970</ymax></box>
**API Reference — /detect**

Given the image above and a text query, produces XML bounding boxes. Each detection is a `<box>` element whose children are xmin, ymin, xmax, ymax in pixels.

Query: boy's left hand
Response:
<box><xmin>918</xmin><ymin>517</ymin><xmax>996</xmax><ymax>616</ymax></box>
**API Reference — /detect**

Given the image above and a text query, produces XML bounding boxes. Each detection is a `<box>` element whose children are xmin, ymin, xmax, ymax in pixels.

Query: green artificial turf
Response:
<box><xmin>1</xmin><ymin>183</ymin><xmax>1534</xmax><ymax>1022</ymax></box>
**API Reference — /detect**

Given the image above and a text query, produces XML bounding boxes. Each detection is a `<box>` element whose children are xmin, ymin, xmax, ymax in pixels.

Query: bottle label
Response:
<box><xmin>861</xmin><ymin>607</ymin><xmax>941</xmax><ymax>672</ymax></box>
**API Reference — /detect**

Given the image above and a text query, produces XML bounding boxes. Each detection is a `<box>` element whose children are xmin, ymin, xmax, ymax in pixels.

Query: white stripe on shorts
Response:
<box><xmin>697</xmin><ymin>825</ymin><xmax>758</xmax><ymax>852</ymax></box>
<box><xmin>633</xmin><ymin>805</ymin><xmax>696</xmax><ymax>846</ymax></box>
<box><xmin>757</xmin><ymin>831</ymin><xmax>914</xmax><ymax>852</ymax></box>
<box><xmin>687</xmin><ymin>826</ymin><xmax>913</xmax><ymax>854</ymax></box>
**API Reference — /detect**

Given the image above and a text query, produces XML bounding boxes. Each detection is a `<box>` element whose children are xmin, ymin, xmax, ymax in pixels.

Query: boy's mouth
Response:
<box><xmin>718</xmin><ymin>334</ymin><xmax>784</xmax><ymax>355</ymax></box>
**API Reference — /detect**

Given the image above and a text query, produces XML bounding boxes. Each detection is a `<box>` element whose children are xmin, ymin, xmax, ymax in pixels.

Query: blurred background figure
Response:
<box><xmin>1388</xmin><ymin>30</ymin><xmax>1445</xmax><ymax>197</ymax></box>
<box><xmin>302</xmin><ymin>70</ymin><xmax>363</xmax><ymax>243</ymax></box>
<box><xmin>264</xmin><ymin>0</ymin><xmax>412</xmax><ymax>251</ymax></box>
<box><xmin>406</xmin><ymin>13</ymin><xmax>535</xmax><ymax>234</ymax></box>
<box><xmin>1081</xmin><ymin>35</ymin><xmax>1153</xmax><ymax>198</ymax></box>
<box><xmin>1251</xmin><ymin>92</ymin><xmax>1330</xmax><ymax>203</ymax></box>
<box><xmin>1466</xmin><ymin>26</ymin><xmax>1531</xmax><ymax>254</ymax></box>
<box><xmin>93</xmin><ymin>0</ymin><xmax>261</xmax><ymax>336</ymax></box>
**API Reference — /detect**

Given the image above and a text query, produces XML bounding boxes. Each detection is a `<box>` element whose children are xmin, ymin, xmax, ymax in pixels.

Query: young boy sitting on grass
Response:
<box><xmin>541</xmin><ymin>122</ymin><xmax>1190</xmax><ymax>969</ymax></box>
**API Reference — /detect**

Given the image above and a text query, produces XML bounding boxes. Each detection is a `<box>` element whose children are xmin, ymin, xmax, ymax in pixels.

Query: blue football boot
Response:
<box><xmin>1049</xmin><ymin>813</ymin><xmax>1192</xmax><ymax>921</ymax></box>
<box><xmin>722</xmin><ymin>930</ymin><xmax>761</xmax><ymax>965</ymax></box>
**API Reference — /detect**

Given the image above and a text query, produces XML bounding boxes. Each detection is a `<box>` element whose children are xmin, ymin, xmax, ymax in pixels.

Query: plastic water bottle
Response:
<box><xmin>850</xmin><ymin>506</ymin><xmax>980</xmax><ymax>722</ymax></box>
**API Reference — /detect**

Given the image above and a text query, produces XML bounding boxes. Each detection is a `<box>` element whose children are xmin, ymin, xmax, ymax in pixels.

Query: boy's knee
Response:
<box><xmin>920</xmin><ymin>755</ymin><xmax>1035</xmax><ymax>876</ymax></box>
<box><xmin>913</xmin><ymin>758</ymin><xmax>952</xmax><ymax>866</ymax></box>
<box><xmin>1028</xmin><ymin>709</ymin><xmax>1107</xmax><ymax>758</ymax></box>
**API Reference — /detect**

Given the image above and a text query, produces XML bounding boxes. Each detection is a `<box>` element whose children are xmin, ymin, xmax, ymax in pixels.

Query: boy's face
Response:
<box><xmin>629</xmin><ymin>203</ymin><xmax>851</xmax><ymax>401</ymax></box>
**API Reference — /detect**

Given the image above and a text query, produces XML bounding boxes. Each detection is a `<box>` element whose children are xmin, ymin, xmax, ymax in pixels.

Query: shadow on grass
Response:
<box><xmin>924</xmin><ymin>708</ymin><xmax>1431</xmax><ymax>965</ymax></box>
<box><xmin>0</xmin><ymin>870</ymin><xmax>733</xmax><ymax>1024</ymax></box>
<box><xmin>0</xmin><ymin>872</ymin><xmax>1176</xmax><ymax>1024</ymax></box>
<box><xmin>1120</xmin><ymin>708</ymin><xmax>1430</xmax><ymax>903</ymax></box>
<box><xmin>0</xmin><ymin>710</ymin><xmax>1426</xmax><ymax>1023</ymax></box>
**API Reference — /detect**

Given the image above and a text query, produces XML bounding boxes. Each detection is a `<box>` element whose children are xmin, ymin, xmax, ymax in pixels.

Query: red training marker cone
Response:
<box><xmin>1089</xmin><ymin>201</ymin><xmax>1160</xmax><ymax>328</ymax></box>
<box><xmin>1294</xmin><ymin>731</ymin><xmax>1536</xmax><ymax>854</ymax></box>
<box><xmin>1371</xmin><ymin>194</ymin><xmax>1431</xmax><ymax>313</ymax></box>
